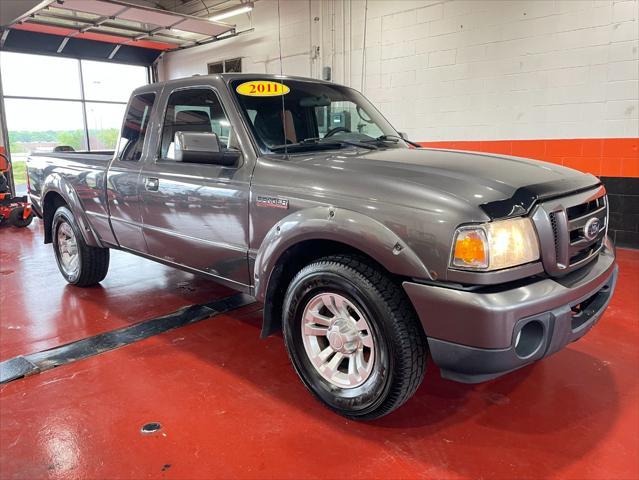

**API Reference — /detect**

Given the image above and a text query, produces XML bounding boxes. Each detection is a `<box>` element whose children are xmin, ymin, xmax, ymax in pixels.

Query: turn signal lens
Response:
<box><xmin>452</xmin><ymin>229</ymin><xmax>488</xmax><ymax>269</ymax></box>
<box><xmin>451</xmin><ymin>217</ymin><xmax>540</xmax><ymax>271</ymax></box>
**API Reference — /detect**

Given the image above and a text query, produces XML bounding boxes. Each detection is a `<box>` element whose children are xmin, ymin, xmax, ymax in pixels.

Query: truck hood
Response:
<box><xmin>303</xmin><ymin>147</ymin><xmax>601</xmax><ymax>219</ymax></box>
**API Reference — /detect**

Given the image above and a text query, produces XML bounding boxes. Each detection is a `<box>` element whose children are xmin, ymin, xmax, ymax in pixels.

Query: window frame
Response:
<box><xmin>207</xmin><ymin>61</ymin><xmax>224</xmax><ymax>74</ymax></box>
<box><xmin>207</xmin><ymin>57</ymin><xmax>242</xmax><ymax>75</ymax></box>
<box><xmin>155</xmin><ymin>85</ymin><xmax>242</xmax><ymax>168</ymax></box>
<box><xmin>223</xmin><ymin>58</ymin><xmax>242</xmax><ymax>73</ymax></box>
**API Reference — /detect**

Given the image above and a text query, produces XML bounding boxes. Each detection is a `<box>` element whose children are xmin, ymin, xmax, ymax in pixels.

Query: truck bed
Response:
<box><xmin>31</xmin><ymin>151</ymin><xmax>114</xmax><ymax>164</ymax></box>
<box><xmin>26</xmin><ymin>150</ymin><xmax>114</xmax><ymax>215</ymax></box>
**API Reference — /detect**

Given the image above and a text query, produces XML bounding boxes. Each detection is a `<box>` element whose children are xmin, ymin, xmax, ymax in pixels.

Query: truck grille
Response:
<box><xmin>532</xmin><ymin>186</ymin><xmax>607</xmax><ymax>276</ymax></box>
<box><xmin>549</xmin><ymin>212</ymin><xmax>561</xmax><ymax>261</ymax></box>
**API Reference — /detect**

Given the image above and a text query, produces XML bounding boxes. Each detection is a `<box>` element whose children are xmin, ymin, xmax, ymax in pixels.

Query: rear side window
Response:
<box><xmin>159</xmin><ymin>88</ymin><xmax>235</xmax><ymax>160</ymax></box>
<box><xmin>116</xmin><ymin>93</ymin><xmax>155</xmax><ymax>162</ymax></box>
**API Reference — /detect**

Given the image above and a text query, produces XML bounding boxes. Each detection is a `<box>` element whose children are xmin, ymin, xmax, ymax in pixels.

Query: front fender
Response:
<box><xmin>42</xmin><ymin>174</ymin><xmax>102</xmax><ymax>247</ymax></box>
<box><xmin>253</xmin><ymin>206</ymin><xmax>433</xmax><ymax>302</ymax></box>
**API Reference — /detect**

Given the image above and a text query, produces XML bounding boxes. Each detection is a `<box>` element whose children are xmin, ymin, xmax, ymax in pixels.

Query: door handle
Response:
<box><xmin>145</xmin><ymin>177</ymin><xmax>159</xmax><ymax>191</ymax></box>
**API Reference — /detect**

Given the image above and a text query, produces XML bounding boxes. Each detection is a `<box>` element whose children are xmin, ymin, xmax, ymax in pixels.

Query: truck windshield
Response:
<box><xmin>230</xmin><ymin>78</ymin><xmax>407</xmax><ymax>153</ymax></box>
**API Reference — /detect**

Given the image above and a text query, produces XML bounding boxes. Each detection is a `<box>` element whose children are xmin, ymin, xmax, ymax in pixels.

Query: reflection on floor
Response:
<box><xmin>1</xmin><ymin>220</ymin><xmax>638</xmax><ymax>479</ymax></box>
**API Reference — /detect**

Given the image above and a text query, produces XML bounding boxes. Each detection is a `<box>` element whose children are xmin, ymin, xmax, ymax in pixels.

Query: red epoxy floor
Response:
<box><xmin>1</xmin><ymin>221</ymin><xmax>638</xmax><ymax>479</ymax></box>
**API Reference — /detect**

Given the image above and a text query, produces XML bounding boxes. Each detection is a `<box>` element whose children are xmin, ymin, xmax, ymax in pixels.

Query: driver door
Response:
<box><xmin>140</xmin><ymin>86</ymin><xmax>251</xmax><ymax>288</ymax></box>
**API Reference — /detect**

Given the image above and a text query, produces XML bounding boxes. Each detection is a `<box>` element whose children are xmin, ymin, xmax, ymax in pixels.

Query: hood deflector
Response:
<box><xmin>480</xmin><ymin>177</ymin><xmax>602</xmax><ymax>220</ymax></box>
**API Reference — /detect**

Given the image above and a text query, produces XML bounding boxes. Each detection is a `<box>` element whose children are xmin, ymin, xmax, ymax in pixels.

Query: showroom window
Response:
<box><xmin>0</xmin><ymin>52</ymin><xmax>148</xmax><ymax>155</ymax></box>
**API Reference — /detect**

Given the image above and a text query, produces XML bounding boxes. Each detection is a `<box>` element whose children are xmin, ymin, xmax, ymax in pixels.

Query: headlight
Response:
<box><xmin>451</xmin><ymin>217</ymin><xmax>540</xmax><ymax>271</ymax></box>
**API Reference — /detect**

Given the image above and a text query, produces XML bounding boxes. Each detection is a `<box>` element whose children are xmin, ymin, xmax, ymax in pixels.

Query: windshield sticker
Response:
<box><xmin>236</xmin><ymin>80</ymin><xmax>290</xmax><ymax>97</ymax></box>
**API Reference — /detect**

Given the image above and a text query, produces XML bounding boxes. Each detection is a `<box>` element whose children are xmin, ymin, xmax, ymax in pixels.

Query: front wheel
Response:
<box><xmin>52</xmin><ymin>206</ymin><xmax>109</xmax><ymax>286</ymax></box>
<box><xmin>282</xmin><ymin>255</ymin><xmax>428</xmax><ymax>420</ymax></box>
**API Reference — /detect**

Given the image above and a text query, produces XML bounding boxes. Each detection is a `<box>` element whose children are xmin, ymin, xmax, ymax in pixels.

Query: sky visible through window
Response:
<box><xmin>1</xmin><ymin>51</ymin><xmax>147</xmax><ymax>153</ymax></box>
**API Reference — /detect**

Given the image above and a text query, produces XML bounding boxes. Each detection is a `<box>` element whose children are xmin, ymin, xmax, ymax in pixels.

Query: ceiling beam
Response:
<box><xmin>176</xmin><ymin>26</ymin><xmax>253</xmax><ymax>51</ymax></box>
<box><xmin>37</xmin><ymin>10</ymin><xmax>150</xmax><ymax>35</ymax></box>
<box><xmin>166</xmin><ymin>0</ymin><xmax>238</xmax><ymax>17</ymax></box>
<box><xmin>33</xmin><ymin>11</ymin><xmax>185</xmax><ymax>43</ymax></box>
<box><xmin>24</xmin><ymin>18</ymin><xmax>140</xmax><ymax>40</ymax></box>
<box><xmin>22</xmin><ymin>17</ymin><xmax>186</xmax><ymax>45</ymax></box>
<box><xmin>8</xmin><ymin>0</ymin><xmax>237</xmax><ymax>52</ymax></box>
<box><xmin>101</xmin><ymin>0</ymin><xmax>233</xmax><ymax>28</ymax></box>
<box><xmin>78</xmin><ymin>6</ymin><xmax>129</xmax><ymax>33</ymax></box>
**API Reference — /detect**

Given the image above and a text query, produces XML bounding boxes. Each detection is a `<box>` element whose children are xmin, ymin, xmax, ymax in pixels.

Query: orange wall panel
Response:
<box><xmin>418</xmin><ymin>138</ymin><xmax>639</xmax><ymax>178</ymax></box>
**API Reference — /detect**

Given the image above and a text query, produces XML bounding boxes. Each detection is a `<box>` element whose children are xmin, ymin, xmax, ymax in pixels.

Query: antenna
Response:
<box><xmin>277</xmin><ymin>0</ymin><xmax>288</xmax><ymax>157</ymax></box>
<box><xmin>361</xmin><ymin>0</ymin><xmax>368</xmax><ymax>93</ymax></box>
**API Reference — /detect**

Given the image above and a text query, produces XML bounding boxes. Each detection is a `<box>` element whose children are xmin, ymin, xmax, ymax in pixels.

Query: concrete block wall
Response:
<box><xmin>158</xmin><ymin>0</ymin><xmax>314</xmax><ymax>79</ymax></box>
<box><xmin>350</xmin><ymin>0</ymin><xmax>638</xmax><ymax>145</ymax></box>
<box><xmin>160</xmin><ymin>0</ymin><xmax>638</xmax><ymax>145</ymax></box>
<box><xmin>158</xmin><ymin>0</ymin><xmax>639</xmax><ymax>246</ymax></box>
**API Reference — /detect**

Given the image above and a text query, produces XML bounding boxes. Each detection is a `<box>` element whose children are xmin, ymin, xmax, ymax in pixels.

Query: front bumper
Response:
<box><xmin>403</xmin><ymin>238</ymin><xmax>617</xmax><ymax>383</ymax></box>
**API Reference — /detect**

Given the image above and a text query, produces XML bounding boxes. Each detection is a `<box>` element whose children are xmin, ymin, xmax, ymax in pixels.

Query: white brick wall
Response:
<box><xmin>159</xmin><ymin>0</ymin><xmax>639</xmax><ymax>142</ymax></box>
<box><xmin>159</xmin><ymin>0</ymin><xmax>314</xmax><ymax>79</ymax></box>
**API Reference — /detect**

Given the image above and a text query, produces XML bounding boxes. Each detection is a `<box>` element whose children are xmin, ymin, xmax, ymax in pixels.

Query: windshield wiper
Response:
<box><xmin>365</xmin><ymin>134</ymin><xmax>423</xmax><ymax>148</ymax></box>
<box><xmin>271</xmin><ymin>137</ymin><xmax>378</xmax><ymax>152</ymax></box>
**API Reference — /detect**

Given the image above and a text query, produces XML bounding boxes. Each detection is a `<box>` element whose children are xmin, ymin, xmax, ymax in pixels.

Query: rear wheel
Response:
<box><xmin>282</xmin><ymin>255</ymin><xmax>428</xmax><ymax>420</ymax></box>
<box><xmin>52</xmin><ymin>206</ymin><xmax>109</xmax><ymax>286</ymax></box>
<box><xmin>9</xmin><ymin>206</ymin><xmax>33</xmax><ymax>227</ymax></box>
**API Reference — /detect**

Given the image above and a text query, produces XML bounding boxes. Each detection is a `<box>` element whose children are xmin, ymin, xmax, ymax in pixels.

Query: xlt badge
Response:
<box><xmin>256</xmin><ymin>196</ymin><xmax>289</xmax><ymax>209</ymax></box>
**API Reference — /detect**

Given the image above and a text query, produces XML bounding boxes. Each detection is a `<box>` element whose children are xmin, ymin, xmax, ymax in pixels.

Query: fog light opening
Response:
<box><xmin>514</xmin><ymin>320</ymin><xmax>544</xmax><ymax>358</ymax></box>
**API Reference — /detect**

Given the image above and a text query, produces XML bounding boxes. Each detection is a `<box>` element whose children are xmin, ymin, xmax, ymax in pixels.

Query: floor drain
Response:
<box><xmin>141</xmin><ymin>422</ymin><xmax>162</xmax><ymax>434</ymax></box>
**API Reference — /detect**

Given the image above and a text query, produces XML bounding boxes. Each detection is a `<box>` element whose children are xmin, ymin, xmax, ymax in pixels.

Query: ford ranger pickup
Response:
<box><xmin>27</xmin><ymin>74</ymin><xmax>618</xmax><ymax>419</ymax></box>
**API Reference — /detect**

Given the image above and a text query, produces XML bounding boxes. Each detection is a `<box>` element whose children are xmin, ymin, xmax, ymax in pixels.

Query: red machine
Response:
<box><xmin>0</xmin><ymin>152</ymin><xmax>34</xmax><ymax>228</ymax></box>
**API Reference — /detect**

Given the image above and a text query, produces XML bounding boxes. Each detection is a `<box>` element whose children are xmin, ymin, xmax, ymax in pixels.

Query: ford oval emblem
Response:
<box><xmin>584</xmin><ymin>217</ymin><xmax>601</xmax><ymax>241</ymax></box>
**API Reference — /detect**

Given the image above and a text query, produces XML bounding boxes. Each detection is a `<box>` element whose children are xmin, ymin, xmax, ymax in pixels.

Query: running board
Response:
<box><xmin>0</xmin><ymin>293</ymin><xmax>255</xmax><ymax>384</ymax></box>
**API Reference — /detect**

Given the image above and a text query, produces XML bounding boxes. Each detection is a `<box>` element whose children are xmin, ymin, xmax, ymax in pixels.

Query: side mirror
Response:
<box><xmin>173</xmin><ymin>131</ymin><xmax>240</xmax><ymax>167</ymax></box>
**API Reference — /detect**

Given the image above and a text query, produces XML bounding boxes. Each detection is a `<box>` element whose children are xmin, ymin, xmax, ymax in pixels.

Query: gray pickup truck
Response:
<box><xmin>27</xmin><ymin>74</ymin><xmax>617</xmax><ymax>419</ymax></box>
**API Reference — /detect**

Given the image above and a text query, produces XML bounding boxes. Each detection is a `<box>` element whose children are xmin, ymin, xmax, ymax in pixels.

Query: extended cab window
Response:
<box><xmin>116</xmin><ymin>92</ymin><xmax>155</xmax><ymax>162</ymax></box>
<box><xmin>160</xmin><ymin>88</ymin><xmax>235</xmax><ymax>160</ymax></box>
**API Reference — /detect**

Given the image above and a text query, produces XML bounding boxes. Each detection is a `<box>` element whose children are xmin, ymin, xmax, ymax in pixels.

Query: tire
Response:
<box><xmin>52</xmin><ymin>206</ymin><xmax>109</xmax><ymax>286</ymax></box>
<box><xmin>9</xmin><ymin>207</ymin><xmax>34</xmax><ymax>227</ymax></box>
<box><xmin>282</xmin><ymin>254</ymin><xmax>428</xmax><ymax>420</ymax></box>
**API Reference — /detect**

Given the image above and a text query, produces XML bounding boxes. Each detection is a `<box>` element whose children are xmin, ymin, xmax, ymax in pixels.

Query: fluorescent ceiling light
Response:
<box><xmin>209</xmin><ymin>2</ymin><xmax>253</xmax><ymax>22</ymax></box>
